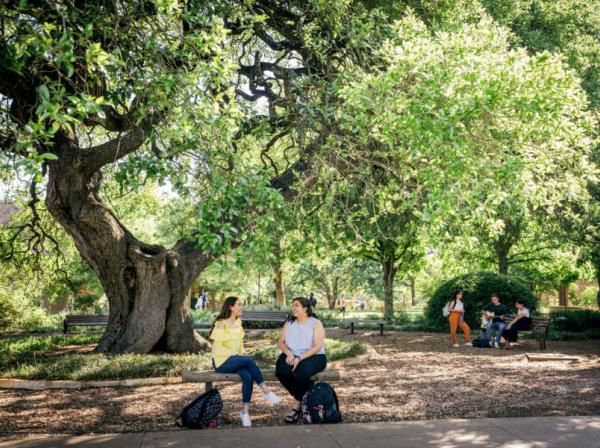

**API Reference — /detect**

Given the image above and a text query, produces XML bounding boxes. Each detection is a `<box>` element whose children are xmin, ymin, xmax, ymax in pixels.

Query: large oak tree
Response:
<box><xmin>0</xmin><ymin>0</ymin><xmax>389</xmax><ymax>353</ymax></box>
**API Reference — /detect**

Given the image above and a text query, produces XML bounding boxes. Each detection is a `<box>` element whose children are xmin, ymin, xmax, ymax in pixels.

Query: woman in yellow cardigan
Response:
<box><xmin>210</xmin><ymin>296</ymin><xmax>282</xmax><ymax>427</ymax></box>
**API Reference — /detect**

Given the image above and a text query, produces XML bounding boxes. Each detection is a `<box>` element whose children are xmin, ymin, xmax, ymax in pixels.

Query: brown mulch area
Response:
<box><xmin>1</xmin><ymin>330</ymin><xmax>599</xmax><ymax>437</ymax></box>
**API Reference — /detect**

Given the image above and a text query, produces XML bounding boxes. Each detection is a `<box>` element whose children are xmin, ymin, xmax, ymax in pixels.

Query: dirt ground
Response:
<box><xmin>1</xmin><ymin>330</ymin><xmax>599</xmax><ymax>437</ymax></box>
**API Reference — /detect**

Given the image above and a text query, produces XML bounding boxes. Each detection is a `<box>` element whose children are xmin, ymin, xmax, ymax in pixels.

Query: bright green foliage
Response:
<box><xmin>424</xmin><ymin>271</ymin><xmax>538</xmax><ymax>330</ymax></box>
<box><xmin>1</xmin><ymin>1</ymin><xmax>598</xmax><ymax>334</ymax></box>
<box><xmin>577</xmin><ymin>287</ymin><xmax>600</xmax><ymax>307</ymax></box>
<box><xmin>340</xmin><ymin>16</ymin><xmax>595</xmax><ymax>216</ymax></box>
<box><xmin>309</xmin><ymin>14</ymin><xmax>595</xmax><ymax>317</ymax></box>
<box><xmin>480</xmin><ymin>1</ymin><xmax>600</xmax><ymax>285</ymax></box>
<box><xmin>481</xmin><ymin>0</ymin><xmax>600</xmax><ymax>106</ymax></box>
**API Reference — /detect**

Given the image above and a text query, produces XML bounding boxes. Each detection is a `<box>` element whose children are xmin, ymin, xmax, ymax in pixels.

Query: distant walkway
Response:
<box><xmin>1</xmin><ymin>416</ymin><xmax>598</xmax><ymax>448</ymax></box>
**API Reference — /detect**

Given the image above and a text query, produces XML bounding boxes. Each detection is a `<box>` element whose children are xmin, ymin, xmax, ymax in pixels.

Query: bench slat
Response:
<box><xmin>65</xmin><ymin>315</ymin><xmax>109</xmax><ymax>322</ymax></box>
<box><xmin>183</xmin><ymin>368</ymin><xmax>340</xmax><ymax>383</ymax></box>
<box><xmin>347</xmin><ymin>320</ymin><xmax>387</xmax><ymax>325</ymax></box>
<box><xmin>64</xmin><ymin>315</ymin><xmax>109</xmax><ymax>334</ymax></box>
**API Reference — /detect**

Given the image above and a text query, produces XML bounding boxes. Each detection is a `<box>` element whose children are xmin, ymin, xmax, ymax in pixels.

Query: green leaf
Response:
<box><xmin>36</xmin><ymin>85</ymin><xmax>50</xmax><ymax>102</ymax></box>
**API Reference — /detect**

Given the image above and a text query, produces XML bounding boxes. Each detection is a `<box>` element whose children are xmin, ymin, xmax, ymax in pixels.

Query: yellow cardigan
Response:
<box><xmin>210</xmin><ymin>319</ymin><xmax>244</xmax><ymax>368</ymax></box>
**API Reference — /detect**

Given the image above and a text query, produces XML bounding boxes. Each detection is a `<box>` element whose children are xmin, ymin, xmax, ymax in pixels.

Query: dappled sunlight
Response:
<box><xmin>430</xmin><ymin>428</ymin><xmax>499</xmax><ymax>447</ymax></box>
<box><xmin>1</xmin><ymin>331</ymin><xmax>598</xmax><ymax>433</ymax></box>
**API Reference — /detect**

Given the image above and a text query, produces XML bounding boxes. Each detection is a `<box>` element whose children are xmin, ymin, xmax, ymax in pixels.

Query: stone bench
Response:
<box><xmin>183</xmin><ymin>368</ymin><xmax>341</xmax><ymax>392</ymax></box>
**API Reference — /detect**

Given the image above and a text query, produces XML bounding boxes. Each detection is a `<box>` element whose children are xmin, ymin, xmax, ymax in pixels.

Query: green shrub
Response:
<box><xmin>579</xmin><ymin>287</ymin><xmax>599</xmax><ymax>307</ymax></box>
<box><xmin>17</xmin><ymin>309</ymin><xmax>63</xmax><ymax>333</ymax></box>
<box><xmin>0</xmin><ymin>288</ymin><xmax>64</xmax><ymax>333</ymax></box>
<box><xmin>424</xmin><ymin>271</ymin><xmax>538</xmax><ymax>331</ymax></box>
<box><xmin>546</xmin><ymin>329</ymin><xmax>600</xmax><ymax>340</ymax></box>
<box><xmin>390</xmin><ymin>309</ymin><xmax>411</xmax><ymax>325</ymax></box>
<box><xmin>550</xmin><ymin>310</ymin><xmax>600</xmax><ymax>332</ymax></box>
<box><xmin>0</xmin><ymin>294</ymin><xmax>19</xmax><ymax>333</ymax></box>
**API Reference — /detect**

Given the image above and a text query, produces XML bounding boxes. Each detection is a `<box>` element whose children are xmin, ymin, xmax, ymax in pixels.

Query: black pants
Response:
<box><xmin>275</xmin><ymin>353</ymin><xmax>326</xmax><ymax>401</ymax></box>
<box><xmin>502</xmin><ymin>317</ymin><xmax>532</xmax><ymax>342</ymax></box>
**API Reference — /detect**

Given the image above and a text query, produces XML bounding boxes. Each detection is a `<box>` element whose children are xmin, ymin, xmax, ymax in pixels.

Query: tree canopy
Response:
<box><xmin>0</xmin><ymin>1</ymin><xmax>597</xmax><ymax>350</ymax></box>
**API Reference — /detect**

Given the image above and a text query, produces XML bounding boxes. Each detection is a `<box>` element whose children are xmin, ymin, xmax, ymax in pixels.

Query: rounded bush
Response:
<box><xmin>424</xmin><ymin>271</ymin><xmax>538</xmax><ymax>331</ymax></box>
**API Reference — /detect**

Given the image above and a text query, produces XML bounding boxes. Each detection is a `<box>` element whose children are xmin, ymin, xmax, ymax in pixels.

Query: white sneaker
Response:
<box><xmin>494</xmin><ymin>341</ymin><xmax>500</xmax><ymax>349</ymax></box>
<box><xmin>464</xmin><ymin>342</ymin><xmax>472</xmax><ymax>347</ymax></box>
<box><xmin>263</xmin><ymin>391</ymin><xmax>282</xmax><ymax>405</ymax></box>
<box><xmin>240</xmin><ymin>411</ymin><xmax>252</xmax><ymax>427</ymax></box>
<box><xmin>452</xmin><ymin>344</ymin><xmax>460</xmax><ymax>347</ymax></box>
<box><xmin>489</xmin><ymin>341</ymin><xmax>493</xmax><ymax>347</ymax></box>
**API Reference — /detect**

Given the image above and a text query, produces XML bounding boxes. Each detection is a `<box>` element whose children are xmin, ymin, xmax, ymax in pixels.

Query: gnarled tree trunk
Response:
<box><xmin>45</xmin><ymin>136</ymin><xmax>210</xmax><ymax>354</ymax></box>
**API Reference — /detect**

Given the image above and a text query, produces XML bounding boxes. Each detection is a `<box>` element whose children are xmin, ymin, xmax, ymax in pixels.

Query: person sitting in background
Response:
<box><xmin>482</xmin><ymin>293</ymin><xmax>508</xmax><ymax>349</ymax></box>
<box><xmin>502</xmin><ymin>299</ymin><xmax>532</xmax><ymax>349</ymax></box>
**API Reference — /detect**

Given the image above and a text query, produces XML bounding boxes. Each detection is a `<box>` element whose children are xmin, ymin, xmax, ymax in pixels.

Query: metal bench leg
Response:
<box><xmin>379</xmin><ymin>324</ymin><xmax>383</xmax><ymax>336</ymax></box>
<box><xmin>350</xmin><ymin>322</ymin><xmax>355</xmax><ymax>334</ymax></box>
<box><xmin>63</xmin><ymin>322</ymin><xmax>68</xmax><ymax>334</ymax></box>
<box><xmin>205</xmin><ymin>381</ymin><xmax>213</xmax><ymax>392</ymax></box>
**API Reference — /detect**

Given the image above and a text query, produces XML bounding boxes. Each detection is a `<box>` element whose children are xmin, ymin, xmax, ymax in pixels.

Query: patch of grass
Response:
<box><xmin>0</xmin><ymin>334</ymin><xmax>101</xmax><ymax>365</ymax></box>
<box><xmin>0</xmin><ymin>334</ymin><xmax>211</xmax><ymax>381</ymax></box>
<box><xmin>250</xmin><ymin>337</ymin><xmax>365</xmax><ymax>364</ymax></box>
<box><xmin>2</xmin><ymin>353</ymin><xmax>212</xmax><ymax>381</ymax></box>
<box><xmin>0</xmin><ymin>333</ymin><xmax>363</xmax><ymax>381</ymax></box>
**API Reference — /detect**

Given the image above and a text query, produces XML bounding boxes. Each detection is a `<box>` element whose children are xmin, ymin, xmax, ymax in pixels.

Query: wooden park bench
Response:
<box><xmin>487</xmin><ymin>315</ymin><xmax>551</xmax><ymax>350</ymax></box>
<box><xmin>241</xmin><ymin>310</ymin><xmax>289</xmax><ymax>323</ymax></box>
<box><xmin>183</xmin><ymin>368</ymin><xmax>341</xmax><ymax>392</ymax></box>
<box><xmin>519</xmin><ymin>316</ymin><xmax>552</xmax><ymax>350</ymax></box>
<box><xmin>346</xmin><ymin>319</ymin><xmax>387</xmax><ymax>336</ymax></box>
<box><xmin>193</xmin><ymin>311</ymin><xmax>289</xmax><ymax>330</ymax></box>
<box><xmin>63</xmin><ymin>314</ymin><xmax>109</xmax><ymax>334</ymax></box>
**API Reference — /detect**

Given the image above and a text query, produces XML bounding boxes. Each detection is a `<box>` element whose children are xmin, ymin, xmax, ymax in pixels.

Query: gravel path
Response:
<box><xmin>1</xmin><ymin>331</ymin><xmax>598</xmax><ymax>436</ymax></box>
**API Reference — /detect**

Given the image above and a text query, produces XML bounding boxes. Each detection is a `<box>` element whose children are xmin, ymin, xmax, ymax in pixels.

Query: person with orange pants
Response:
<box><xmin>448</xmin><ymin>290</ymin><xmax>472</xmax><ymax>347</ymax></box>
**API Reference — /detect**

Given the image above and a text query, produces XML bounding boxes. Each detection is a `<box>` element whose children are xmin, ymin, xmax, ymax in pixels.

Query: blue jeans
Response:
<box><xmin>485</xmin><ymin>322</ymin><xmax>506</xmax><ymax>344</ymax></box>
<box><xmin>214</xmin><ymin>355</ymin><xmax>265</xmax><ymax>404</ymax></box>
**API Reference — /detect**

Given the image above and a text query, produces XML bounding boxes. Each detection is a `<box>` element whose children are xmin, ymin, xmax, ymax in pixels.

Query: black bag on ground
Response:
<box><xmin>302</xmin><ymin>381</ymin><xmax>341</xmax><ymax>424</ymax></box>
<box><xmin>176</xmin><ymin>388</ymin><xmax>223</xmax><ymax>429</ymax></box>
<box><xmin>472</xmin><ymin>331</ymin><xmax>491</xmax><ymax>348</ymax></box>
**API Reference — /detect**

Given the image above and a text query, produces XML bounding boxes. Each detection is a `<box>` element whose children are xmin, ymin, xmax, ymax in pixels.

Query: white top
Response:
<box><xmin>284</xmin><ymin>317</ymin><xmax>326</xmax><ymax>357</ymax></box>
<box><xmin>518</xmin><ymin>307</ymin><xmax>530</xmax><ymax>318</ymax></box>
<box><xmin>452</xmin><ymin>300</ymin><xmax>464</xmax><ymax>312</ymax></box>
